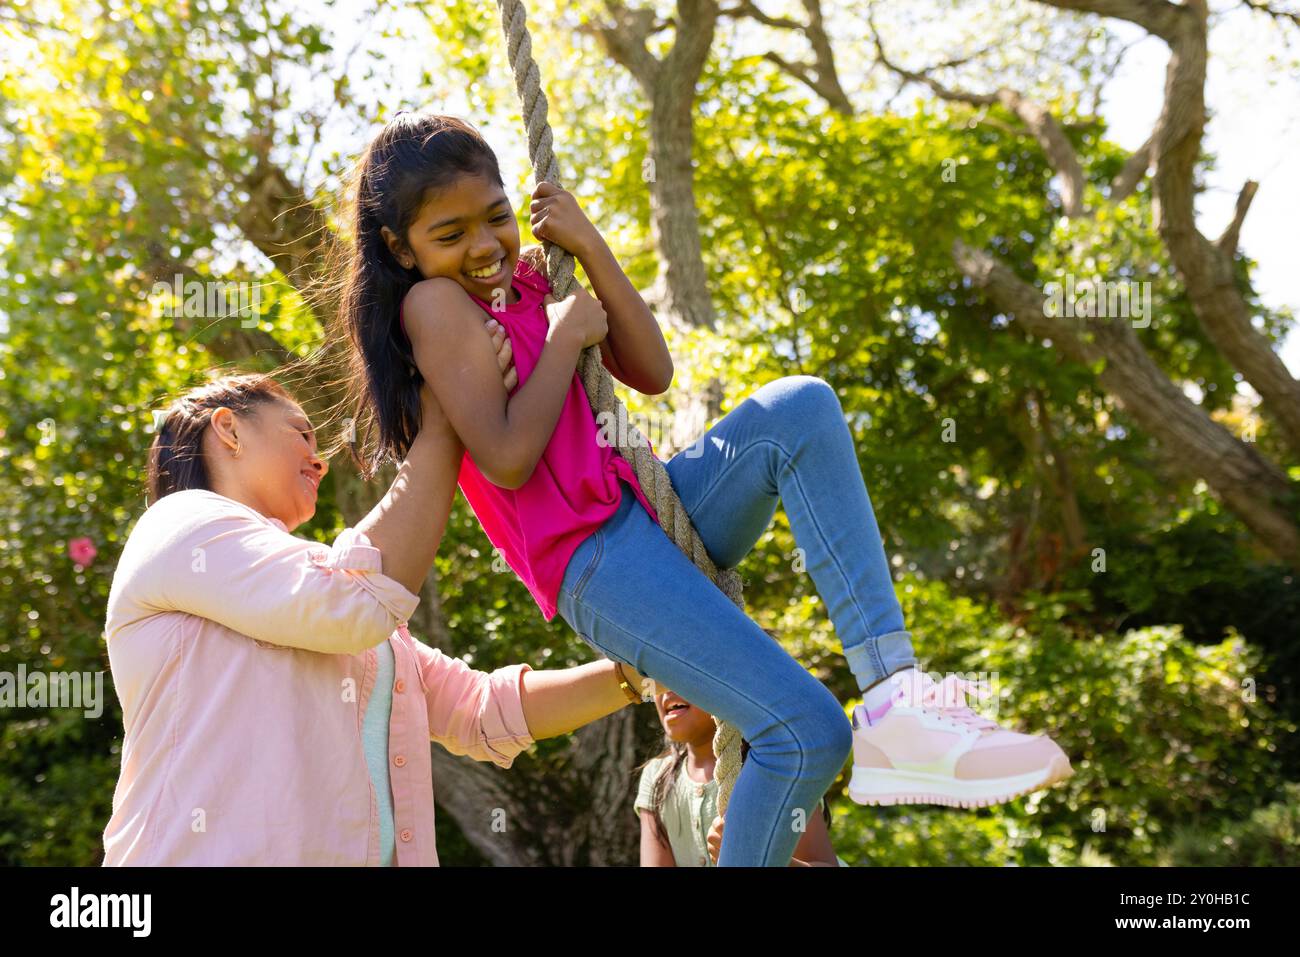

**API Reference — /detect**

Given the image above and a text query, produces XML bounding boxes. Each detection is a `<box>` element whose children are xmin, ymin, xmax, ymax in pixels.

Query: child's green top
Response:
<box><xmin>634</xmin><ymin>755</ymin><xmax>719</xmax><ymax>867</ymax></box>
<box><xmin>634</xmin><ymin>755</ymin><xmax>828</xmax><ymax>867</ymax></box>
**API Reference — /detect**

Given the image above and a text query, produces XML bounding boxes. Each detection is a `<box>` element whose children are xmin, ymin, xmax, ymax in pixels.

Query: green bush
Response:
<box><xmin>1068</xmin><ymin>505</ymin><xmax>1300</xmax><ymax>775</ymax></box>
<box><xmin>1158</xmin><ymin>782</ymin><xmax>1300</xmax><ymax>866</ymax></box>
<box><xmin>0</xmin><ymin>709</ymin><xmax>119</xmax><ymax>865</ymax></box>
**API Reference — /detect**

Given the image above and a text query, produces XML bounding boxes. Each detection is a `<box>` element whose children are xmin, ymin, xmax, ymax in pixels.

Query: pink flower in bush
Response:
<box><xmin>68</xmin><ymin>537</ymin><xmax>97</xmax><ymax>566</ymax></box>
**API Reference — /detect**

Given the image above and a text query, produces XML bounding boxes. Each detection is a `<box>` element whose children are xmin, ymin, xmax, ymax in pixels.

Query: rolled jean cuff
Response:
<box><xmin>844</xmin><ymin>630</ymin><xmax>917</xmax><ymax>689</ymax></box>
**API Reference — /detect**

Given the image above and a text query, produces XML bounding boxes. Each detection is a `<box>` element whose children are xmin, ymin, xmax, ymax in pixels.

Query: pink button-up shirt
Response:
<box><xmin>101</xmin><ymin>488</ymin><xmax>535</xmax><ymax>866</ymax></box>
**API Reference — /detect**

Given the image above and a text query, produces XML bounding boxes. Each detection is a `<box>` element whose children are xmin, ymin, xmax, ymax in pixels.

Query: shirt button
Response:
<box><xmin>400</xmin><ymin>829</ymin><xmax>412</xmax><ymax>843</ymax></box>
<box><xmin>393</xmin><ymin>754</ymin><xmax>406</xmax><ymax>768</ymax></box>
<box><xmin>394</xmin><ymin>679</ymin><xmax>405</xmax><ymax>694</ymax></box>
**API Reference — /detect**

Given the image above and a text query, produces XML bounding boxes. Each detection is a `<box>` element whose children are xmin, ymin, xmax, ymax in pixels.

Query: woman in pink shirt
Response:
<box><xmin>102</xmin><ymin>353</ymin><xmax>651</xmax><ymax>865</ymax></box>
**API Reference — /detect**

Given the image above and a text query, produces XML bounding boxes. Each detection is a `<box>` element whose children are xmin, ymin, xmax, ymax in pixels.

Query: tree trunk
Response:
<box><xmin>1032</xmin><ymin>389</ymin><xmax>1089</xmax><ymax>563</ymax></box>
<box><xmin>429</xmin><ymin>704</ymin><xmax>663</xmax><ymax>865</ymax></box>
<box><xmin>1145</xmin><ymin>1</ymin><xmax>1300</xmax><ymax>458</ymax></box>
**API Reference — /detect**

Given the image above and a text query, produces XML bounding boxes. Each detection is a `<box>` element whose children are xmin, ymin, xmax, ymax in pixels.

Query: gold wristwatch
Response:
<box><xmin>614</xmin><ymin>662</ymin><xmax>649</xmax><ymax>704</ymax></box>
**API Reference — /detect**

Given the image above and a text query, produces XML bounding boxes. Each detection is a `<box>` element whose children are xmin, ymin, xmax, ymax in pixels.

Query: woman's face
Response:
<box><xmin>654</xmin><ymin>687</ymin><xmax>716</xmax><ymax>744</ymax></box>
<box><xmin>383</xmin><ymin>172</ymin><xmax>521</xmax><ymax>308</ymax></box>
<box><xmin>205</xmin><ymin>399</ymin><xmax>327</xmax><ymax>531</ymax></box>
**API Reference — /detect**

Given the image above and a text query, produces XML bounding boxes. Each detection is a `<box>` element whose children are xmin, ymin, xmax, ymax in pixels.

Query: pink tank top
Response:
<box><xmin>399</xmin><ymin>256</ymin><xmax>661</xmax><ymax>620</ymax></box>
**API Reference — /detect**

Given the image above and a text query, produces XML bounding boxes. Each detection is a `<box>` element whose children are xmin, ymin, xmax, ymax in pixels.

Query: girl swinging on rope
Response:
<box><xmin>330</xmin><ymin>111</ymin><xmax>1072</xmax><ymax>867</ymax></box>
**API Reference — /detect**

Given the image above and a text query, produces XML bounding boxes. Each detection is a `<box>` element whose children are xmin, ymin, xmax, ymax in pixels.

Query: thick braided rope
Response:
<box><xmin>494</xmin><ymin>0</ymin><xmax>746</xmax><ymax>813</ymax></box>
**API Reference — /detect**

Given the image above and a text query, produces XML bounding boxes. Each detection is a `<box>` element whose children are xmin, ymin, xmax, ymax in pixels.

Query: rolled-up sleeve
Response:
<box><xmin>129</xmin><ymin>490</ymin><xmax>419</xmax><ymax>655</ymax></box>
<box><xmin>410</xmin><ymin>637</ymin><xmax>535</xmax><ymax>768</ymax></box>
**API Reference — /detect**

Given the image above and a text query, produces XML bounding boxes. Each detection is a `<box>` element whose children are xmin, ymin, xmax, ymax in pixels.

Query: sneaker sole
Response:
<box><xmin>847</xmin><ymin>753</ymin><xmax>1074</xmax><ymax>808</ymax></box>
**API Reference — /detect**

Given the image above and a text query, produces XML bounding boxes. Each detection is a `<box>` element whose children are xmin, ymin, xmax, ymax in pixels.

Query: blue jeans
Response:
<box><xmin>556</xmin><ymin>375</ymin><xmax>917</xmax><ymax>866</ymax></box>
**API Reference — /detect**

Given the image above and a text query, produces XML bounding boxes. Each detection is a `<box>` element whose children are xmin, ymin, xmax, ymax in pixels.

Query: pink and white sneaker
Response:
<box><xmin>848</xmin><ymin>670</ymin><xmax>1073</xmax><ymax>808</ymax></box>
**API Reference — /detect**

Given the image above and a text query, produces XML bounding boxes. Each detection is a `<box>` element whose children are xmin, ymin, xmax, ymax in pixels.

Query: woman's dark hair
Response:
<box><xmin>317</xmin><ymin>111</ymin><xmax>507</xmax><ymax>478</ymax></box>
<box><xmin>146</xmin><ymin>371</ymin><xmax>294</xmax><ymax>505</ymax></box>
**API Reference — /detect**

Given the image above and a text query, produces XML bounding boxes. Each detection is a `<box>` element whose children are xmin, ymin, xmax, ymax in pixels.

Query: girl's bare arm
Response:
<box><xmin>639</xmin><ymin>810</ymin><xmax>678</xmax><ymax>866</ymax></box>
<box><xmin>357</xmin><ymin>325</ymin><xmax>514</xmax><ymax>595</ymax></box>
<box><xmin>403</xmin><ymin>276</ymin><xmax>587</xmax><ymax>489</ymax></box>
<box><xmin>576</xmin><ymin>234</ymin><xmax>674</xmax><ymax>396</ymax></box>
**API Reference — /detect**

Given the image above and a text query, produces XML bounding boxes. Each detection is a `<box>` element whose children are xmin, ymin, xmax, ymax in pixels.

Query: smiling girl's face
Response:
<box><xmin>381</xmin><ymin>172</ymin><xmax>522</xmax><ymax>308</ymax></box>
<box><xmin>655</xmin><ymin>687</ymin><xmax>717</xmax><ymax>744</ymax></box>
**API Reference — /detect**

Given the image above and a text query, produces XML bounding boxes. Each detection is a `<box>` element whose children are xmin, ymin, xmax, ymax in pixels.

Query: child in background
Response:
<box><xmin>636</xmin><ymin>656</ymin><xmax>842</xmax><ymax>867</ymax></box>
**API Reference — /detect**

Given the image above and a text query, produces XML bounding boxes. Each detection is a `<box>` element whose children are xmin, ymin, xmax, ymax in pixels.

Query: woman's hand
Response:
<box><xmin>543</xmin><ymin>288</ymin><xmax>607</xmax><ymax>350</ymax></box>
<box><xmin>529</xmin><ymin>180</ymin><xmax>603</xmax><ymax>259</ymax></box>
<box><xmin>485</xmin><ymin>317</ymin><xmax>518</xmax><ymax>392</ymax></box>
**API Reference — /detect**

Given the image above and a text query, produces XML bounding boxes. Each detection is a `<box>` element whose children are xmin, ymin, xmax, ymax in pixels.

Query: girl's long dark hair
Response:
<box><xmin>320</xmin><ymin>111</ymin><xmax>507</xmax><ymax>477</ymax></box>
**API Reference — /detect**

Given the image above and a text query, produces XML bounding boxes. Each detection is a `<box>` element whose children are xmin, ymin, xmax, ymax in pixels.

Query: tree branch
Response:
<box><xmin>1006</xmin><ymin>0</ymin><xmax>1300</xmax><ymax>456</ymax></box>
<box><xmin>1110</xmin><ymin>134</ymin><xmax>1153</xmax><ymax>201</ymax></box>
<box><xmin>1216</xmin><ymin>179</ymin><xmax>1259</xmax><ymax>256</ymax></box>
<box><xmin>1030</xmin><ymin>0</ymin><xmax>1187</xmax><ymax>41</ymax></box>
<box><xmin>1240</xmin><ymin>0</ymin><xmax>1300</xmax><ymax>29</ymax></box>
<box><xmin>720</xmin><ymin>0</ymin><xmax>801</xmax><ymax>30</ymax></box>
<box><xmin>1111</xmin><ymin>0</ymin><xmax>1300</xmax><ymax>456</ymax></box>
<box><xmin>579</xmin><ymin>2</ymin><xmax>663</xmax><ymax>89</ymax></box>
<box><xmin>724</xmin><ymin>0</ymin><xmax>854</xmax><ymax>114</ymax></box>
<box><xmin>583</xmin><ymin>0</ymin><xmax>721</xmax><ymax>332</ymax></box>
<box><xmin>868</xmin><ymin>12</ymin><xmax>1087</xmax><ymax>216</ymax></box>
<box><xmin>236</xmin><ymin>143</ymin><xmax>335</xmax><ymax>301</ymax></box>
<box><xmin>954</xmin><ymin>238</ymin><xmax>1300</xmax><ymax>567</ymax></box>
